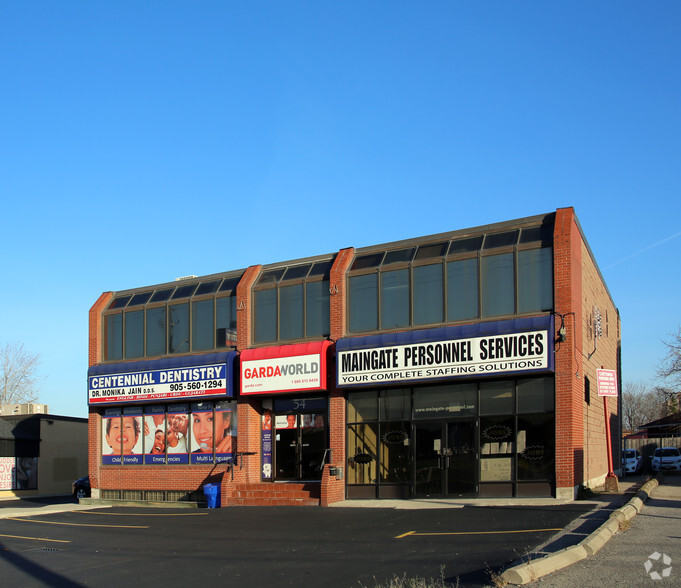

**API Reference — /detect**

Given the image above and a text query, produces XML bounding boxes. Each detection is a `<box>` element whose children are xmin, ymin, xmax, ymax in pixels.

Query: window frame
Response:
<box><xmin>347</xmin><ymin>226</ymin><xmax>554</xmax><ymax>336</ymax></box>
<box><xmin>252</xmin><ymin>259</ymin><xmax>333</xmax><ymax>345</ymax></box>
<box><xmin>102</xmin><ymin>273</ymin><xmax>242</xmax><ymax>362</ymax></box>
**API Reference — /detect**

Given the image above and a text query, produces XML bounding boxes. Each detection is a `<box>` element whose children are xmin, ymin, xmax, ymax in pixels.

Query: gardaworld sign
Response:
<box><xmin>338</xmin><ymin>330</ymin><xmax>549</xmax><ymax>386</ymax></box>
<box><xmin>241</xmin><ymin>354</ymin><xmax>322</xmax><ymax>395</ymax></box>
<box><xmin>89</xmin><ymin>363</ymin><xmax>228</xmax><ymax>404</ymax></box>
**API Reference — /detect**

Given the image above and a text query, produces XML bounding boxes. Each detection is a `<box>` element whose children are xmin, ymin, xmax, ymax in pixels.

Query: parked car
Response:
<box><xmin>622</xmin><ymin>448</ymin><xmax>642</xmax><ymax>474</ymax></box>
<box><xmin>651</xmin><ymin>447</ymin><xmax>681</xmax><ymax>472</ymax></box>
<box><xmin>72</xmin><ymin>475</ymin><xmax>91</xmax><ymax>499</ymax></box>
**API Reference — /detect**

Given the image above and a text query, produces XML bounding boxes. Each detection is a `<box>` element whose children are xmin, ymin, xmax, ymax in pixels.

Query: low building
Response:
<box><xmin>87</xmin><ymin>207</ymin><xmax>620</xmax><ymax>505</ymax></box>
<box><xmin>0</xmin><ymin>414</ymin><xmax>88</xmax><ymax>497</ymax></box>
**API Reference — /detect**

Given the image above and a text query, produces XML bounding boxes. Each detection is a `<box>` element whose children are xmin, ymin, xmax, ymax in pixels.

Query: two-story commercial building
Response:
<box><xmin>87</xmin><ymin>207</ymin><xmax>620</xmax><ymax>505</ymax></box>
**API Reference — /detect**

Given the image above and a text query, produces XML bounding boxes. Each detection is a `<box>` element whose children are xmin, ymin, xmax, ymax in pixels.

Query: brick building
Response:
<box><xmin>87</xmin><ymin>207</ymin><xmax>620</xmax><ymax>505</ymax></box>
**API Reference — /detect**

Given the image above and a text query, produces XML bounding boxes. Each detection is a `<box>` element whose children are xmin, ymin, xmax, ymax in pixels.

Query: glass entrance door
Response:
<box><xmin>274</xmin><ymin>413</ymin><xmax>327</xmax><ymax>481</ymax></box>
<box><xmin>414</xmin><ymin>420</ymin><xmax>477</xmax><ymax>497</ymax></box>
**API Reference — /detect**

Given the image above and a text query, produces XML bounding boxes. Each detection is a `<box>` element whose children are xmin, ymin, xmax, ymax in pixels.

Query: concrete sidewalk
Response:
<box><xmin>501</xmin><ymin>474</ymin><xmax>681</xmax><ymax>586</ymax></box>
<box><xmin>0</xmin><ymin>495</ymin><xmax>107</xmax><ymax>519</ymax></box>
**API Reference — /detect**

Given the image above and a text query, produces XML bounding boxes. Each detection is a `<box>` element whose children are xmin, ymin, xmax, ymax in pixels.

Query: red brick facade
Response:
<box><xmin>553</xmin><ymin>207</ymin><xmax>620</xmax><ymax>498</ymax></box>
<box><xmin>88</xmin><ymin>209</ymin><xmax>619</xmax><ymax>505</ymax></box>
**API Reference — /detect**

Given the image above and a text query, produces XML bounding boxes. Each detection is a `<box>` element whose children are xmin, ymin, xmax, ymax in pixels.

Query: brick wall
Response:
<box><xmin>553</xmin><ymin>207</ymin><xmax>620</xmax><ymax>498</ymax></box>
<box><xmin>554</xmin><ymin>207</ymin><xmax>584</xmax><ymax>498</ymax></box>
<box><xmin>88</xmin><ymin>292</ymin><xmax>113</xmax><ymax>493</ymax></box>
<box><xmin>580</xmin><ymin>238</ymin><xmax>620</xmax><ymax>488</ymax></box>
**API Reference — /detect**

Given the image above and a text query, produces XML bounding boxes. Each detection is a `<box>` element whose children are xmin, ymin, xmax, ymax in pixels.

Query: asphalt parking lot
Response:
<box><xmin>0</xmin><ymin>501</ymin><xmax>594</xmax><ymax>587</ymax></box>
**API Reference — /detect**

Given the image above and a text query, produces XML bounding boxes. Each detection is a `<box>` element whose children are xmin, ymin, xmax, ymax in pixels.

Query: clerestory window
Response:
<box><xmin>103</xmin><ymin>273</ymin><xmax>242</xmax><ymax>362</ymax></box>
<box><xmin>253</xmin><ymin>258</ymin><xmax>333</xmax><ymax>344</ymax></box>
<box><xmin>347</xmin><ymin>222</ymin><xmax>554</xmax><ymax>334</ymax></box>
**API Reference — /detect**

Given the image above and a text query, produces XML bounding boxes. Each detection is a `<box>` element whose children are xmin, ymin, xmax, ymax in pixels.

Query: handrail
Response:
<box><xmin>319</xmin><ymin>448</ymin><xmax>332</xmax><ymax>471</ymax></box>
<box><xmin>230</xmin><ymin>451</ymin><xmax>257</xmax><ymax>480</ymax></box>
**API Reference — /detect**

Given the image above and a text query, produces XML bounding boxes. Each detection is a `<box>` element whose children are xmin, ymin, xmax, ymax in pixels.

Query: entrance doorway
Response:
<box><xmin>414</xmin><ymin>420</ymin><xmax>477</xmax><ymax>497</ymax></box>
<box><xmin>274</xmin><ymin>412</ymin><xmax>327</xmax><ymax>481</ymax></box>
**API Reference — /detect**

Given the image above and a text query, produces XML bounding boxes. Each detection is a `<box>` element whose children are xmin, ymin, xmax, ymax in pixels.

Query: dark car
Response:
<box><xmin>72</xmin><ymin>475</ymin><xmax>91</xmax><ymax>499</ymax></box>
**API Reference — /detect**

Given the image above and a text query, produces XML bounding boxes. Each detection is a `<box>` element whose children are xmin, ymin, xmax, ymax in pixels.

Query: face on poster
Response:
<box><xmin>145</xmin><ymin>413</ymin><xmax>167</xmax><ymax>455</ymax></box>
<box><xmin>276</xmin><ymin>414</ymin><xmax>298</xmax><ymax>429</ymax></box>
<box><xmin>215</xmin><ymin>401</ymin><xmax>236</xmax><ymax>462</ymax></box>
<box><xmin>121</xmin><ymin>415</ymin><xmax>142</xmax><ymax>455</ymax></box>
<box><xmin>303</xmin><ymin>414</ymin><xmax>325</xmax><ymax>428</ymax></box>
<box><xmin>191</xmin><ymin>403</ymin><xmax>215</xmax><ymax>463</ymax></box>
<box><xmin>103</xmin><ymin>415</ymin><xmax>122</xmax><ymax>456</ymax></box>
<box><xmin>262</xmin><ymin>409</ymin><xmax>273</xmax><ymax>430</ymax></box>
<box><xmin>121</xmin><ymin>411</ymin><xmax>143</xmax><ymax>465</ymax></box>
<box><xmin>166</xmin><ymin>404</ymin><xmax>189</xmax><ymax>463</ymax></box>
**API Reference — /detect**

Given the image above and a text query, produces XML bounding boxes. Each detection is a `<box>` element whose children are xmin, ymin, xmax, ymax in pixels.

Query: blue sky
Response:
<box><xmin>1</xmin><ymin>2</ymin><xmax>679</xmax><ymax>419</ymax></box>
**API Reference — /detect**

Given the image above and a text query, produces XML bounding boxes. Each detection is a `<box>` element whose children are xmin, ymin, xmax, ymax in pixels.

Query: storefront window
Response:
<box><xmin>380</xmin><ymin>388</ymin><xmax>410</xmax><ymax>421</ymax></box>
<box><xmin>517</xmin><ymin>377</ymin><xmax>554</xmax><ymax>413</ymax></box>
<box><xmin>379</xmin><ymin>422</ymin><xmax>410</xmax><ymax>483</ymax></box>
<box><xmin>480</xmin><ymin>416</ymin><xmax>514</xmax><ymax>482</ymax></box>
<box><xmin>347</xmin><ymin>423</ymin><xmax>378</xmax><ymax>484</ymax></box>
<box><xmin>346</xmin><ymin>376</ymin><xmax>555</xmax><ymax>498</ymax></box>
<box><xmin>413</xmin><ymin>383</ymin><xmax>477</xmax><ymax>419</ymax></box>
<box><xmin>480</xmin><ymin>380</ymin><xmax>514</xmax><ymax>415</ymax></box>
<box><xmin>517</xmin><ymin>414</ymin><xmax>554</xmax><ymax>481</ymax></box>
<box><xmin>348</xmin><ymin>391</ymin><xmax>378</xmax><ymax>422</ymax></box>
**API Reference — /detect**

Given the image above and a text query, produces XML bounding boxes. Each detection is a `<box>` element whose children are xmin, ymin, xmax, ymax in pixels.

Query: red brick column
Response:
<box><xmin>329</xmin><ymin>247</ymin><xmax>354</xmax><ymax>340</ymax></box>
<box><xmin>553</xmin><ymin>207</ymin><xmax>584</xmax><ymax>499</ymax></box>
<box><xmin>320</xmin><ymin>247</ymin><xmax>354</xmax><ymax>505</ymax></box>
<box><xmin>236</xmin><ymin>265</ymin><xmax>262</xmax><ymax>350</ymax></box>
<box><xmin>88</xmin><ymin>292</ymin><xmax>113</xmax><ymax>494</ymax></box>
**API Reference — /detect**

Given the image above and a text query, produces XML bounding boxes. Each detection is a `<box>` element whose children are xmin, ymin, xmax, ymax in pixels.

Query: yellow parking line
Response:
<box><xmin>74</xmin><ymin>511</ymin><xmax>208</xmax><ymax>517</ymax></box>
<box><xmin>0</xmin><ymin>533</ymin><xmax>70</xmax><ymax>543</ymax></box>
<box><xmin>396</xmin><ymin>528</ymin><xmax>562</xmax><ymax>538</ymax></box>
<box><xmin>7</xmin><ymin>517</ymin><xmax>148</xmax><ymax>529</ymax></box>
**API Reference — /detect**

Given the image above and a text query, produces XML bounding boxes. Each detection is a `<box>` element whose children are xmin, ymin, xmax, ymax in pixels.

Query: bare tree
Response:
<box><xmin>658</xmin><ymin>327</ymin><xmax>681</xmax><ymax>389</ymax></box>
<box><xmin>0</xmin><ymin>342</ymin><xmax>41</xmax><ymax>405</ymax></box>
<box><xmin>621</xmin><ymin>381</ymin><xmax>668</xmax><ymax>432</ymax></box>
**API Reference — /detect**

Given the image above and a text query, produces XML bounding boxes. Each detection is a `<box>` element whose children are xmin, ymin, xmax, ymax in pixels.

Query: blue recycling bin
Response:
<box><xmin>203</xmin><ymin>483</ymin><xmax>221</xmax><ymax>508</ymax></box>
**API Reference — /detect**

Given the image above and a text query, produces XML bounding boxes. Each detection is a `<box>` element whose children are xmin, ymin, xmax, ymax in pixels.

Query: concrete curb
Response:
<box><xmin>500</xmin><ymin>477</ymin><xmax>660</xmax><ymax>585</ymax></box>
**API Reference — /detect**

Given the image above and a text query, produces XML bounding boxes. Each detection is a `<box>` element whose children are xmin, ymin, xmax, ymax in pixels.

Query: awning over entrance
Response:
<box><xmin>88</xmin><ymin>351</ymin><xmax>237</xmax><ymax>405</ymax></box>
<box><xmin>336</xmin><ymin>315</ymin><xmax>554</xmax><ymax>387</ymax></box>
<box><xmin>240</xmin><ymin>340</ymin><xmax>332</xmax><ymax>395</ymax></box>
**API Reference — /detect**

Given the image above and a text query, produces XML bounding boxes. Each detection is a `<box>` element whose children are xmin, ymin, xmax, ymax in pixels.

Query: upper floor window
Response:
<box><xmin>253</xmin><ymin>259</ymin><xmax>333</xmax><ymax>344</ymax></box>
<box><xmin>103</xmin><ymin>274</ymin><xmax>241</xmax><ymax>362</ymax></box>
<box><xmin>348</xmin><ymin>223</ymin><xmax>554</xmax><ymax>334</ymax></box>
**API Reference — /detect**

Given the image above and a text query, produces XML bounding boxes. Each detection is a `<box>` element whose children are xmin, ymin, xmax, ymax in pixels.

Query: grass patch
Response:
<box><xmin>361</xmin><ymin>566</ymin><xmax>458</xmax><ymax>588</ymax></box>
